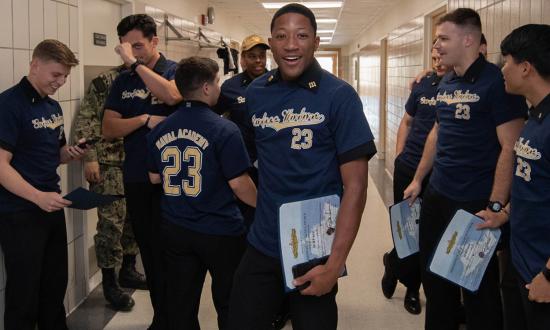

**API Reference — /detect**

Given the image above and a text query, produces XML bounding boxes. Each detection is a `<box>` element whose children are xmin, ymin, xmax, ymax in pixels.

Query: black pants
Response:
<box><xmin>161</xmin><ymin>220</ymin><xmax>246</xmax><ymax>330</ymax></box>
<box><xmin>124</xmin><ymin>182</ymin><xmax>164</xmax><ymax>328</ymax></box>
<box><xmin>419</xmin><ymin>185</ymin><xmax>502</xmax><ymax>330</ymax></box>
<box><xmin>499</xmin><ymin>248</ymin><xmax>528</xmax><ymax>330</ymax></box>
<box><xmin>228</xmin><ymin>245</ymin><xmax>338</xmax><ymax>330</ymax></box>
<box><xmin>516</xmin><ymin>265</ymin><xmax>550</xmax><ymax>330</ymax></box>
<box><xmin>0</xmin><ymin>209</ymin><xmax>68</xmax><ymax>330</ymax></box>
<box><xmin>386</xmin><ymin>158</ymin><xmax>427</xmax><ymax>291</ymax></box>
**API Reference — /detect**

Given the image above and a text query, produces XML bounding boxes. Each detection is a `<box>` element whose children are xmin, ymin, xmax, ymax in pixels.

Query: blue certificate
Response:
<box><xmin>429</xmin><ymin>209</ymin><xmax>501</xmax><ymax>292</ymax></box>
<box><xmin>279</xmin><ymin>195</ymin><xmax>340</xmax><ymax>291</ymax></box>
<box><xmin>389</xmin><ymin>198</ymin><xmax>421</xmax><ymax>258</ymax></box>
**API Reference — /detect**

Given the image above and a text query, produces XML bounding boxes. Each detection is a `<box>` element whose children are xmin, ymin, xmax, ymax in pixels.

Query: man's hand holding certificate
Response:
<box><xmin>429</xmin><ymin>209</ymin><xmax>501</xmax><ymax>292</ymax></box>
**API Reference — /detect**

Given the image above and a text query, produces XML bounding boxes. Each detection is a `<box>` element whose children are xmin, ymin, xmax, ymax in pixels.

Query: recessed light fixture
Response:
<box><xmin>320</xmin><ymin>37</ymin><xmax>332</xmax><ymax>41</ymax></box>
<box><xmin>262</xmin><ymin>2</ymin><xmax>343</xmax><ymax>9</ymax></box>
<box><xmin>316</xmin><ymin>18</ymin><xmax>338</xmax><ymax>23</ymax></box>
<box><xmin>317</xmin><ymin>29</ymin><xmax>335</xmax><ymax>34</ymax></box>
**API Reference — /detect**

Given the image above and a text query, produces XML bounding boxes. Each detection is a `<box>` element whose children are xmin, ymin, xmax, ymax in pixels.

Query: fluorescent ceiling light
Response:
<box><xmin>320</xmin><ymin>37</ymin><xmax>332</xmax><ymax>41</ymax></box>
<box><xmin>317</xmin><ymin>18</ymin><xmax>338</xmax><ymax>23</ymax></box>
<box><xmin>317</xmin><ymin>29</ymin><xmax>334</xmax><ymax>33</ymax></box>
<box><xmin>262</xmin><ymin>2</ymin><xmax>343</xmax><ymax>9</ymax></box>
<box><xmin>320</xmin><ymin>41</ymin><xmax>331</xmax><ymax>44</ymax></box>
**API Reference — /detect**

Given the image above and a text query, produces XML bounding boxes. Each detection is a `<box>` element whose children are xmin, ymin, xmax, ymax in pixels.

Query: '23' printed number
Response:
<box><xmin>291</xmin><ymin>128</ymin><xmax>313</xmax><ymax>150</ymax></box>
<box><xmin>161</xmin><ymin>146</ymin><xmax>203</xmax><ymax>197</ymax></box>
<box><xmin>515</xmin><ymin>157</ymin><xmax>531</xmax><ymax>182</ymax></box>
<box><xmin>455</xmin><ymin>103</ymin><xmax>471</xmax><ymax>120</ymax></box>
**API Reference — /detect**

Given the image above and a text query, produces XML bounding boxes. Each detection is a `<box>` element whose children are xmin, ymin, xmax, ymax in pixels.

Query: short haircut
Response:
<box><xmin>270</xmin><ymin>3</ymin><xmax>317</xmax><ymax>34</ymax></box>
<box><xmin>117</xmin><ymin>14</ymin><xmax>157</xmax><ymax>39</ymax></box>
<box><xmin>501</xmin><ymin>24</ymin><xmax>550</xmax><ymax>79</ymax></box>
<box><xmin>32</xmin><ymin>39</ymin><xmax>79</xmax><ymax>67</ymax></box>
<box><xmin>480</xmin><ymin>33</ymin><xmax>487</xmax><ymax>45</ymax></box>
<box><xmin>437</xmin><ymin>8</ymin><xmax>482</xmax><ymax>34</ymax></box>
<box><xmin>175</xmin><ymin>57</ymin><xmax>219</xmax><ymax>98</ymax></box>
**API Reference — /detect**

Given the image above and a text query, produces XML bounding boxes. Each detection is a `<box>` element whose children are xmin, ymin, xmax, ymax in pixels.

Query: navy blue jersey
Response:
<box><xmin>510</xmin><ymin>93</ymin><xmax>550</xmax><ymax>283</ymax></box>
<box><xmin>430</xmin><ymin>56</ymin><xmax>527</xmax><ymax>201</ymax></box>
<box><xmin>215</xmin><ymin>71</ymin><xmax>261</xmax><ymax>162</ymax></box>
<box><xmin>147</xmin><ymin>101</ymin><xmax>251</xmax><ymax>236</ymax></box>
<box><xmin>0</xmin><ymin>77</ymin><xmax>67</xmax><ymax>213</ymax></box>
<box><xmin>246</xmin><ymin>60</ymin><xmax>377</xmax><ymax>257</ymax></box>
<box><xmin>397</xmin><ymin>73</ymin><xmax>440</xmax><ymax>170</ymax></box>
<box><xmin>104</xmin><ymin>54</ymin><xmax>177</xmax><ymax>183</ymax></box>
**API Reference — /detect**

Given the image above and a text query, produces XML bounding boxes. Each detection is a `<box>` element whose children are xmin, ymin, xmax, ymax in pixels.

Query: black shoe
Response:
<box><xmin>404</xmin><ymin>289</ymin><xmax>421</xmax><ymax>315</ymax></box>
<box><xmin>102</xmin><ymin>268</ymin><xmax>135</xmax><ymax>312</ymax></box>
<box><xmin>271</xmin><ymin>311</ymin><xmax>290</xmax><ymax>330</ymax></box>
<box><xmin>119</xmin><ymin>255</ymin><xmax>148</xmax><ymax>290</ymax></box>
<box><xmin>381</xmin><ymin>252</ymin><xmax>398</xmax><ymax>299</ymax></box>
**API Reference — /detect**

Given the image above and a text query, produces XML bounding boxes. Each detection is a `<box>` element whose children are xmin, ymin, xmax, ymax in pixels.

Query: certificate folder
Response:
<box><xmin>64</xmin><ymin>187</ymin><xmax>122</xmax><ymax>210</ymax></box>
<box><xmin>429</xmin><ymin>209</ymin><xmax>501</xmax><ymax>292</ymax></box>
<box><xmin>389</xmin><ymin>198</ymin><xmax>421</xmax><ymax>258</ymax></box>
<box><xmin>279</xmin><ymin>194</ymin><xmax>346</xmax><ymax>292</ymax></box>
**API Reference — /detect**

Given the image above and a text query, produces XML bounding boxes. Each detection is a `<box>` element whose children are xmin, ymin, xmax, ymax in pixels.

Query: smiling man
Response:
<box><xmin>228</xmin><ymin>4</ymin><xmax>376</xmax><ymax>330</ymax></box>
<box><xmin>0</xmin><ymin>39</ymin><xmax>86</xmax><ymax>330</ymax></box>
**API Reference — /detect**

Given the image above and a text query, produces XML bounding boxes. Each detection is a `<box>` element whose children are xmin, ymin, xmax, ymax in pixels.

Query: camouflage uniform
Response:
<box><xmin>73</xmin><ymin>66</ymin><xmax>139</xmax><ymax>269</ymax></box>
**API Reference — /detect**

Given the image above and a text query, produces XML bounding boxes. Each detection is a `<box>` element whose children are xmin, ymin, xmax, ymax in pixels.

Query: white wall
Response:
<box><xmin>82</xmin><ymin>0</ymin><xmax>123</xmax><ymax>66</ymax></box>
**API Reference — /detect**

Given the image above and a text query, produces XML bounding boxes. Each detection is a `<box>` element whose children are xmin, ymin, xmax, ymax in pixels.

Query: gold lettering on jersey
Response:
<box><xmin>419</xmin><ymin>97</ymin><xmax>437</xmax><ymax>106</ymax></box>
<box><xmin>436</xmin><ymin>90</ymin><xmax>480</xmax><ymax>105</ymax></box>
<box><xmin>237</xmin><ymin>96</ymin><xmax>246</xmax><ymax>104</ymax></box>
<box><xmin>514</xmin><ymin>137</ymin><xmax>541</xmax><ymax>160</ymax></box>
<box><xmin>252</xmin><ymin>107</ymin><xmax>325</xmax><ymax>131</ymax></box>
<box><xmin>32</xmin><ymin>113</ymin><xmax>64</xmax><ymax>130</ymax></box>
<box><xmin>122</xmin><ymin>88</ymin><xmax>150</xmax><ymax>100</ymax></box>
<box><xmin>155</xmin><ymin>129</ymin><xmax>209</xmax><ymax>151</ymax></box>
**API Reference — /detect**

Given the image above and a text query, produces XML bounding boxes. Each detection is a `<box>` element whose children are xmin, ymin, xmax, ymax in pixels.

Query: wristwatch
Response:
<box><xmin>130</xmin><ymin>59</ymin><xmax>143</xmax><ymax>72</ymax></box>
<box><xmin>542</xmin><ymin>266</ymin><xmax>550</xmax><ymax>282</ymax></box>
<box><xmin>487</xmin><ymin>201</ymin><xmax>504</xmax><ymax>213</ymax></box>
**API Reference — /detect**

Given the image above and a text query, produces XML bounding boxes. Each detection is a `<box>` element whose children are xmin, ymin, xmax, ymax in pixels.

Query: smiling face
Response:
<box><xmin>29</xmin><ymin>58</ymin><xmax>71</xmax><ymax>97</ymax></box>
<box><xmin>269</xmin><ymin>13</ymin><xmax>320</xmax><ymax>81</ymax></box>
<box><xmin>434</xmin><ymin>21</ymin><xmax>468</xmax><ymax>68</ymax></box>
<box><xmin>242</xmin><ymin>46</ymin><xmax>268</xmax><ymax>78</ymax></box>
<box><xmin>120</xmin><ymin>29</ymin><xmax>159</xmax><ymax>66</ymax></box>
<box><xmin>432</xmin><ymin>48</ymin><xmax>449</xmax><ymax>77</ymax></box>
<box><xmin>501</xmin><ymin>54</ymin><xmax>526</xmax><ymax>95</ymax></box>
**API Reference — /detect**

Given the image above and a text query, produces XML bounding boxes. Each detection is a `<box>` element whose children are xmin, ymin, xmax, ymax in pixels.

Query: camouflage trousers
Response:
<box><xmin>91</xmin><ymin>165</ymin><xmax>139</xmax><ymax>268</ymax></box>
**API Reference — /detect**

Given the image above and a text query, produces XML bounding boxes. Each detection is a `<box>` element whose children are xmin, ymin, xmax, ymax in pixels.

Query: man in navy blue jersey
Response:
<box><xmin>102</xmin><ymin>14</ymin><xmax>182</xmax><ymax>329</ymax></box>
<box><xmin>404</xmin><ymin>8</ymin><xmax>527</xmax><ymax>330</ymax></box>
<box><xmin>476</xmin><ymin>24</ymin><xmax>550</xmax><ymax>330</ymax></box>
<box><xmin>147</xmin><ymin>56</ymin><xmax>257</xmax><ymax>330</ymax></box>
<box><xmin>0</xmin><ymin>39</ymin><xmax>86</xmax><ymax>330</ymax></box>
<box><xmin>381</xmin><ymin>46</ymin><xmax>451</xmax><ymax>315</ymax></box>
<box><xmin>228</xmin><ymin>4</ymin><xmax>376</xmax><ymax>330</ymax></box>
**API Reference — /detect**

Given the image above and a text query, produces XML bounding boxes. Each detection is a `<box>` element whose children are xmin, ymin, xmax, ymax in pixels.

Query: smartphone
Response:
<box><xmin>76</xmin><ymin>137</ymin><xmax>99</xmax><ymax>149</ymax></box>
<box><xmin>291</xmin><ymin>255</ymin><xmax>329</xmax><ymax>291</ymax></box>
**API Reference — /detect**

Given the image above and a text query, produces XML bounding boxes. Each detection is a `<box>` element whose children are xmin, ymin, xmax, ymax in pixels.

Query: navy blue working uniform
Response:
<box><xmin>387</xmin><ymin>73</ymin><xmax>441</xmax><ymax>297</ymax></box>
<box><xmin>419</xmin><ymin>55</ymin><xmax>527</xmax><ymax>330</ymax></box>
<box><xmin>0</xmin><ymin>77</ymin><xmax>69</xmax><ymax>329</ymax></box>
<box><xmin>147</xmin><ymin>100</ymin><xmax>249</xmax><ymax>329</ymax></box>
<box><xmin>228</xmin><ymin>60</ymin><xmax>376</xmax><ymax>330</ymax></box>
<box><xmin>104</xmin><ymin>53</ymin><xmax>177</xmax><ymax>327</ymax></box>
<box><xmin>509</xmin><ymin>93</ymin><xmax>550</xmax><ymax>328</ymax></box>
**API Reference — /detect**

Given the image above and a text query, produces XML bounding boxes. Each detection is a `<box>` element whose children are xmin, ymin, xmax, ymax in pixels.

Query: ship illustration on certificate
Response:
<box><xmin>389</xmin><ymin>198</ymin><xmax>421</xmax><ymax>258</ymax></box>
<box><xmin>279</xmin><ymin>194</ymin><xmax>341</xmax><ymax>291</ymax></box>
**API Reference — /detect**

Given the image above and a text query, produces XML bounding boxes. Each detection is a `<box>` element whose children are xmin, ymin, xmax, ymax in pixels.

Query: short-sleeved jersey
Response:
<box><xmin>147</xmin><ymin>101</ymin><xmax>251</xmax><ymax>236</ymax></box>
<box><xmin>0</xmin><ymin>77</ymin><xmax>67</xmax><ymax>213</ymax></box>
<box><xmin>430</xmin><ymin>56</ymin><xmax>527</xmax><ymax>201</ymax></box>
<box><xmin>104</xmin><ymin>54</ymin><xmax>177</xmax><ymax>183</ymax></box>
<box><xmin>246</xmin><ymin>60</ymin><xmax>377</xmax><ymax>257</ymax></box>
<box><xmin>397</xmin><ymin>73</ymin><xmax>440</xmax><ymax>170</ymax></box>
<box><xmin>215</xmin><ymin>71</ymin><xmax>261</xmax><ymax>162</ymax></box>
<box><xmin>510</xmin><ymin>93</ymin><xmax>550</xmax><ymax>283</ymax></box>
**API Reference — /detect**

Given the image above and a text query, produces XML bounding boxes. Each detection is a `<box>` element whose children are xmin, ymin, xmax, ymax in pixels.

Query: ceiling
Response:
<box><xmin>209</xmin><ymin>0</ymin><xmax>401</xmax><ymax>47</ymax></box>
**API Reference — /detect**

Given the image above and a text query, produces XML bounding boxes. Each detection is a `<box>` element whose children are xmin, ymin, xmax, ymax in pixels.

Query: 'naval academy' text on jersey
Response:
<box><xmin>104</xmin><ymin>54</ymin><xmax>177</xmax><ymax>183</ymax></box>
<box><xmin>147</xmin><ymin>101</ymin><xmax>251</xmax><ymax>236</ymax></box>
<box><xmin>246</xmin><ymin>60</ymin><xmax>376</xmax><ymax>258</ymax></box>
<box><xmin>430</xmin><ymin>55</ymin><xmax>527</xmax><ymax>201</ymax></box>
<box><xmin>0</xmin><ymin>77</ymin><xmax>67</xmax><ymax>213</ymax></box>
<box><xmin>510</xmin><ymin>93</ymin><xmax>550</xmax><ymax>283</ymax></box>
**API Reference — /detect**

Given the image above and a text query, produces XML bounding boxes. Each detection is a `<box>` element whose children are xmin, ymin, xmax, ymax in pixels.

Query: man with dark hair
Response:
<box><xmin>228</xmin><ymin>4</ymin><xmax>376</xmax><ymax>330</ymax></box>
<box><xmin>404</xmin><ymin>8</ymin><xmax>527</xmax><ymax>330</ymax></box>
<box><xmin>147</xmin><ymin>56</ymin><xmax>256</xmax><ymax>330</ymax></box>
<box><xmin>102</xmin><ymin>13</ymin><xmax>181</xmax><ymax>329</ymax></box>
<box><xmin>0</xmin><ymin>39</ymin><xmax>87</xmax><ymax>330</ymax></box>
<box><xmin>382</xmin><ymin>47</ymin><xmax>451</xmax><ymax>315</ymax></box>
<box><xmin>476</xmin><ymin>23</ymin><xmax>550</xmax><ymax>330</ymax></box>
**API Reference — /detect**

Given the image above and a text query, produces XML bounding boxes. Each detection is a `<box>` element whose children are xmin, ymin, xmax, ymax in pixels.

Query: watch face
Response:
<box><xmin>489</xmin><ymin>202</ymin><xmax>502</xmax><ymax>212</ymax></box>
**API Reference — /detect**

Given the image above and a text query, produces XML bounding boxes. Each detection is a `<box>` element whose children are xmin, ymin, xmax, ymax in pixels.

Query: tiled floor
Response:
<box><xmin>68</xmin><ymin>160</ymin><xmax>426</xmax><ymax>329</ymax></box>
